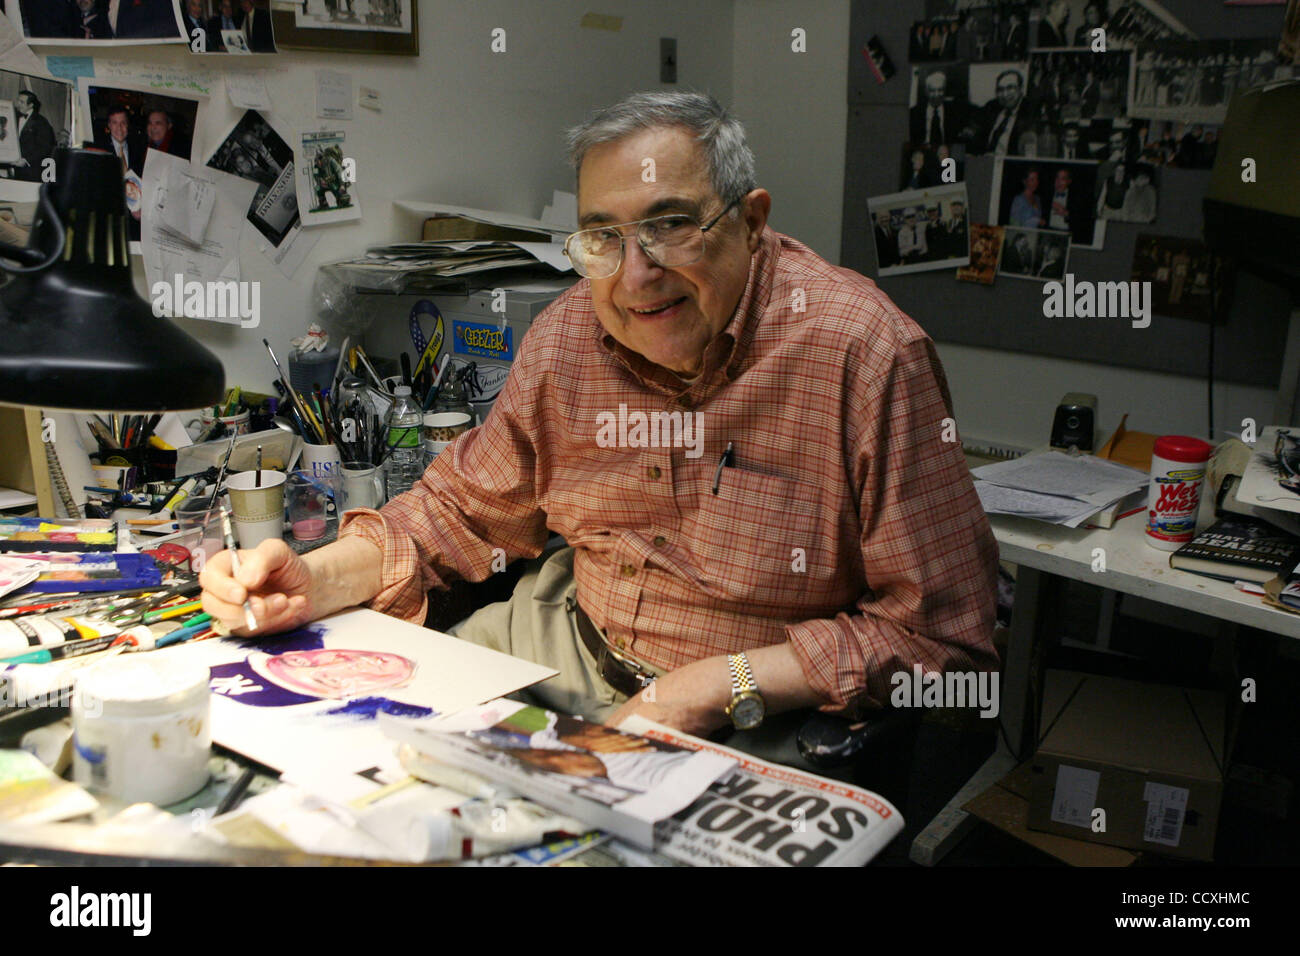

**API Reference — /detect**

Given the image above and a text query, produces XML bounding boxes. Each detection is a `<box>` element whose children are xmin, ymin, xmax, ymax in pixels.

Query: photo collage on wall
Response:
<box><xmin>870</xmin><ymin>0</ymin><xmax>1294</xmax><ymax>290</ymax></box>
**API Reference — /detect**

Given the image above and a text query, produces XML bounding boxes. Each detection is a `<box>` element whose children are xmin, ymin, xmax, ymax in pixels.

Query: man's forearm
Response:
<box><xmin>301</xmin><ymin>534</ymin><xmax>385</xmax><ymax>617</ymax></box>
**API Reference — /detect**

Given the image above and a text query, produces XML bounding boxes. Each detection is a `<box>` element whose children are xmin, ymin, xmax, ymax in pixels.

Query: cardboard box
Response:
<box><xmin>965</xmin><ymin>763</ymin><xmax>1139</xmax><ymax>866</ymax></box>
<box><xmin>1027</xmin><ymin>670</ymin><xmax>1226</xmax><ymax>862</ymax></box>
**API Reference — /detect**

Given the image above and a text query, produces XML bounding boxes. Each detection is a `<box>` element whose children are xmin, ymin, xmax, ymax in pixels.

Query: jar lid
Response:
<box><xmin>1153</xmin><ymin>435</ymin><xmax>1214</xmax><ymax>463</ymax></box>
<box><xmin>74</xmin><ymin>655</ymin><xmax>210</xmax><ymax>717</ymax></box>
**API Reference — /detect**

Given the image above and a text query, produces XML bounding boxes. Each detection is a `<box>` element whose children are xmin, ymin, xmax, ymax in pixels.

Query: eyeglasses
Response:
<box><xmin>563</xmin><ymin>200</ymin><xmax>739</xmax><ymax>279</ymax></box>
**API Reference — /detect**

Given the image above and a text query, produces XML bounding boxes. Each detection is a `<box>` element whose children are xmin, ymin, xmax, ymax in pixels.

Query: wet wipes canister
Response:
<box><xmin>72</xmin><ymin>656</ymin><xmax>211</xmax><ymax>805</ymax></box>
<box><xmin>1144</xmin><ymin>435</ymin><xmax>1214</xmax><ymax>551</ymax></box>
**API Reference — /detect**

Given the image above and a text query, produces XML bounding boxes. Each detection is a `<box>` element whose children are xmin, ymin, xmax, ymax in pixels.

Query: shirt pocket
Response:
<box><xmin>687</xmin><ymin>467</ymin><xmax>831</xmax><ymax>608</ymax></box>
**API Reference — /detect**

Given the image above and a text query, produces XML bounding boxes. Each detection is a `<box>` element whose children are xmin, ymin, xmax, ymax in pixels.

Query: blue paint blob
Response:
<box><xmin>229</xmin><ymin>624</ymin><xmax>326</xmax><ymax>654</ymax></box>
<box><xmin>323</xmin><ymin>696</ymin><xmax>436</xmax><ymax>720</ymax></box>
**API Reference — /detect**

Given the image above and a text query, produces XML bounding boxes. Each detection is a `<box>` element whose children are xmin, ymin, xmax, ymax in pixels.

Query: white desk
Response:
<box><xmin>909</xmin><ymin>508</ymin><xmax>1300</xmax><ymax>865</ymax></box>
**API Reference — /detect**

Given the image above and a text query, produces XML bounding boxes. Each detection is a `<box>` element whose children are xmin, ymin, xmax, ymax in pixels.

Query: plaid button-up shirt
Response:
<box><xmin>340</xmin><ymin>228</ymin><xmax>999</xmax><ymax>714</ymax></box>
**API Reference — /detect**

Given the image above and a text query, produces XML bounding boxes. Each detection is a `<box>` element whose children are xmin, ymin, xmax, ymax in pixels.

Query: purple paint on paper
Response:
<box><xmin>228</xmin><ymin>624</ymin><xmax>326</xmax><ymax>654</ymax></box>
<box><xmin>323</xmin><ymin>696</ymin><xmax>436</xmax><ymax>720</ymax></box>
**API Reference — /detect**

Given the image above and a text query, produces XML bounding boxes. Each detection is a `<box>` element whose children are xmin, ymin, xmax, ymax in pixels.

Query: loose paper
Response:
<box><xmin>316</xmin><ymin>70</ymin><xmax>353</xmax><ymax>120</ymax></box>
<box><xmin>225</xmin><ymin>72</ymin><xmax>272</xmax><ymax>111</ymax></box>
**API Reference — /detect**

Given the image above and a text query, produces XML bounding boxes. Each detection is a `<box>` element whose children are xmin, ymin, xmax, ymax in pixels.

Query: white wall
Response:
<box><xmin>731</xmin><ymin>0</ymin><xmax>849</xmax><ymax>263</ymax></box>
<box><xmin>73</xmin><ymin>0</ymin><xmax>735</xmax><ymax>400</ymax></box>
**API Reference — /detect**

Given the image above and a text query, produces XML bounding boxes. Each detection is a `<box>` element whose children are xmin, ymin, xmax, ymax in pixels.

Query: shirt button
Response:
<box><xmin>653</xmin><ymin>535</ymin><xmax>667</xmax><ymax>548</ymax></box>
<box><xmin>647</xmin><ymin>465</ymin><xmax>662</xmax><ymax>480</ymax></box>
<box><xmin>620</xmin><ymin>564</ymin><xmax>637</xmax><ymax>577</ymax></box>
<box><xmin>677</xmin><ymin>395</ymin><xmax>693</xmax><ymax>410</ymax></box>
<box><xmin>615</xmin><ymin>637</ymin><xmax>627</xmax><ymax>650</ymax></box>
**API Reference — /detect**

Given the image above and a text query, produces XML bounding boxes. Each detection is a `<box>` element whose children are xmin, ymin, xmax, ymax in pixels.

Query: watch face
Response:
<box><xmin>731</xmin><ymin>694</ymin><xmax>764</xmax><ymax>730</ymax></box>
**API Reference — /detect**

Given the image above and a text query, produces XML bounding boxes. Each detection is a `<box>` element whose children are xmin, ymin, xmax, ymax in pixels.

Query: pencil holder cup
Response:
<box><xmin>300</xmin><ymin>443</ymin><xmax>342</xmax><ymax>479</ymax></box>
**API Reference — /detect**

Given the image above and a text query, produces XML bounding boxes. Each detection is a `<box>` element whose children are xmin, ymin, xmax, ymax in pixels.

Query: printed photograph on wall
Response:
<box><xmin>869</xmin><ymin>184</ymin><xmax>971</xmax><ymax>276</ymax></box>
<box><xmin>0</xmin><ymin>70</ymin><xmax>74</xmax><ymax>198</ymax></box>
<box><xmin>1130</xmin><ymin>233</ymin><xmax>1229</xmax><ymax>321</ymax></box>
<box><xmin>16</xmin><ymin>0</ymin><xmax>185</xmax><ymax>44</ymax></box>
<box><xmin>990</xmin><ymin>155</ymin><xmax>1104</xmax><ymax>248</ymax></box>
<box><xmin>79</xmin><ymin>79</ymin><xmax>204</xmax><ymax>243</ymax></box>
<box><xmin>998</xmin><ymin>225</ymin><xmax>1070</xmax><ymax>281</ymax></box>
<box><xmin>175</xmin><ymin>0</ymin><xmax>278</xmax><ymax>54</ymax></box>
<box><xmin>956</xmin><ymin>222</ymin><xmax>1005</xmax><ymax>284</ymax></box>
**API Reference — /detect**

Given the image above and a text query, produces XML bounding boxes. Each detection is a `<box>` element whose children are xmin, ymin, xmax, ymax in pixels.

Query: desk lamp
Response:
<box><xmin>1203</xmin><ymin>82</ymin><xmax>1300</xmax><ymax>423</ymax></box>
<box><xmin>0</xmin><ymin>148</ymin><xmax>224</xmax><ymax>410</ymax></box>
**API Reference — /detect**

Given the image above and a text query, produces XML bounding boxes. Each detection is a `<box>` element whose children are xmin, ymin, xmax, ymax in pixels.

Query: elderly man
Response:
<box><xmin>201</xmin><ymin>92</ymin><xmax>997</xmax><ymax>736</ymax></box>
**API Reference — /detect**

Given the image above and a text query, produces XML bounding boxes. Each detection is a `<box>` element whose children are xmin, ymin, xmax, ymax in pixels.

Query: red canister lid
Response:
<box><xmin>1153</xmin><ymin>435</ymin><xmax>1213</xmax><ymax>463</ymax></box>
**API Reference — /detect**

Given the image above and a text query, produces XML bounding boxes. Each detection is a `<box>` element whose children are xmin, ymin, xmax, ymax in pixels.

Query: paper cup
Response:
<box><xmin>225</xmin><ymin>470</ymin><xmax>285</xmax><ymax>549</ymax></box>
<box><xmin>201</xmin><ymin>407</ymin><xmax>250</xmax><ymax>436</ymax></box>
<box><xmin>422</xmin><ymin>412</ymin><xmax>473</xmax><ymax>444</ymax></box>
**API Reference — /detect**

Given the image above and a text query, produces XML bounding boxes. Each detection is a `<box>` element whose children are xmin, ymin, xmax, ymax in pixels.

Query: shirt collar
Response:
<box><xmin>595</xmin><ymin>227</ymin><xmax>777</xmax><ymax>398</ymax></box>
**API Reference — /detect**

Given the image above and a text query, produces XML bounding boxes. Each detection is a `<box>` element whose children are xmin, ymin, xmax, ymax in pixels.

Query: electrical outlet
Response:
<box><xmin>660</xmin><ymin>37</ymin><xmax>677</xmax><ymax>83</ymax></box>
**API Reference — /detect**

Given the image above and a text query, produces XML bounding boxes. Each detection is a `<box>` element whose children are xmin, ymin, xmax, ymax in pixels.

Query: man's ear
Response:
<box><xmin>742</xmin><ymin>188</ymin><xmax>771</xmax><ymax>252</ymax></box>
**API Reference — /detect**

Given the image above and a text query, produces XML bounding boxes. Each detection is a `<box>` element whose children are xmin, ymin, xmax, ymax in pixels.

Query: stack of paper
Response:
<box><xmin>321</xmin><ymin>200</ymin><xmax>574</xmax><ymax>293</ymax></box>
<box><xmin>973</xmin><ymin>451</ymin><xmax>1149</xmax><ymax>528</ymax></box>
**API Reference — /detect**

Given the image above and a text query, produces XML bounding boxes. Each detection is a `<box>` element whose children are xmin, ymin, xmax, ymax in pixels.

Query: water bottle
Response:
<box><xmin>382</xmin><ymin>385</ymin><xmax>423</xmax><ymax>500</ymax></box>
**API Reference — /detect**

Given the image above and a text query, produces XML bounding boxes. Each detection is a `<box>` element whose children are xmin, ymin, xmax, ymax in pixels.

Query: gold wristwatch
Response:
<box><xmin>724</xmin><ymin>652</ymin><xmax>765</xmax><ymax>730</ymax></box>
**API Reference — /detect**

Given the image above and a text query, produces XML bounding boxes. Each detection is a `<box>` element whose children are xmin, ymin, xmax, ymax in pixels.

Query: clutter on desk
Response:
<box><xmin>380</xmin><ymin>700</ymin><xmax>736</xmax><ymax>851</ymax></box>
<box><xmin>1168</xmin><ymin>514</ymin><xmax>1300</xmax><ymax>584</ymax></box>
<box><xmin>1237</xmin><ymin>425</ymin><xmax>1300</xmax><ymax>517</ymax></box>
<box><xmin>0</xmin><ymin>518</ymin><xmax>116</xmax><ymax>553</ymax></box>
<box><xmin>0</xmin><ymin>748</ymin><xmax>98</xmax><ymax>825</ymax></box>
<box><xmin>1142</xmin><ymin>434</ymin><xmax>1213</xmax><ymax>551</ymax></box>
<box><xmin>973</xmin><ymin>449</ymin><xmax>1149</xmax><ymax>527</ymax></box>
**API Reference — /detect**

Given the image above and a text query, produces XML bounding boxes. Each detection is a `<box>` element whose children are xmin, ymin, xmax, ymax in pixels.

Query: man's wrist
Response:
<box><xmin>303</xmin><ymin>535</ymin><xmax>383</xmax><ymax>616</ymax></box>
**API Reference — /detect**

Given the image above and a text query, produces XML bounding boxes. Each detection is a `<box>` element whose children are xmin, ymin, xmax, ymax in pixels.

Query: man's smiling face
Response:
<box><xmin>576</xmin><ymin>126</ymin><xmax>769</xmax><ymax>378</ymax></box>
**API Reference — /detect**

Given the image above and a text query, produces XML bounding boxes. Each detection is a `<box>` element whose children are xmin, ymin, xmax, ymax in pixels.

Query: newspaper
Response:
<box><xmin>621</xmin><ymin>716</ymin><xmax>904</xmax><ymax>867</ymax></box>
<box><xmin>379</xmin><ymin>701</ymin><xmax>735</xmax><ymax>850</ymax></box>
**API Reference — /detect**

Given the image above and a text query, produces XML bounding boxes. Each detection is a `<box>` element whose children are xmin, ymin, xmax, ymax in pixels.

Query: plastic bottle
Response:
<box><xmin>382</xmin><ymin>385</ymin><xmax>423</xmax><ymax>500</ymax></box>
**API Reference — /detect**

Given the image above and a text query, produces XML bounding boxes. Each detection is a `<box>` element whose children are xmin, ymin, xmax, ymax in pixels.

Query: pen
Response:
<box><xmin>219</xmin><ymin>507</ymin><xmax>259</xmax><ymax>633</ymax></box>
<box><xmin>215</xmin><ymin>766</ymin><xmax>257</xmax><ymax>816</ymax></box>
<box><xmin>712</xmin><ymin>441</ymin><xmax>735</xmax><ymax>495</ymax></box>
<box><xmin>0</xmin><ymin>633</ymin><xmax>121</xmax><ymax>665</ymax></box>
<box><xmin>154</xmin><ymin>614</ymin><xmax>214</xmax><ymax>648</ymax></box>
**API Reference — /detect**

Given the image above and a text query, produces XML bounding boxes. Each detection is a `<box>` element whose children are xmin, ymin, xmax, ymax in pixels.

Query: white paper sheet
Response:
<box><xmin>141</xmin><ymin>151</ymin><xmax>256</xmax><ymax>321</ymax></box>
<box><xmin>1238</xmin><ymin>426</ymin><xmax>1300</xmax><ymax>516</ymax></box>
<box><xmin>170</xmin><ymin>607</ymin><xmax>556</xmax><ymax>780</ymax></box>
<box><xmin>974</xmin><ymin>480</ymin><xmax>1104</xmax><ymax>528</ymax></box>
<box><xmin>225</xmin><ymin>71</ymin><xmax>272</xmax><ymax>110</ymax></box>
<box><xmin>973</xmin><ymin>451</ymin><xmax>1148</xmax><ymax>507</ymax></box>
<box><xmin>315</xmin><ymin>70</ymin><xmax>353</xmax><ymax>120</ymax></box>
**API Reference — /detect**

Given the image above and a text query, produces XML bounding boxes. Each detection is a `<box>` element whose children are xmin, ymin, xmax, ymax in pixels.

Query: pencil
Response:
<box><xmin>219</xmin><ymin>507</ymin><xmax>259</xmax><ymax>633</ymax></box>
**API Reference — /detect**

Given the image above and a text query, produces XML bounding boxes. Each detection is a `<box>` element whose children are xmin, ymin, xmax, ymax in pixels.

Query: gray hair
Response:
<box><xmin>565</xmin><ymin>91</ymin><xmax>756</xmax><ymax>206</ymax></box>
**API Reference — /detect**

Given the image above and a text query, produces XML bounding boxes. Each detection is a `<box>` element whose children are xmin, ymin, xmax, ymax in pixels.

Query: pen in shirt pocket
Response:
<box><xmin>712</xmin><ymin>441</ymin><xmax>735</xmax><ymax>495</ymax></box>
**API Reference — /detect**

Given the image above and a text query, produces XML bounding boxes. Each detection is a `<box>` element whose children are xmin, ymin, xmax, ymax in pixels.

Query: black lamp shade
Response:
<box><xmin>0</xmin><ymin>148</ymin><xmax>225</xmax><ymax>410</ymax></box>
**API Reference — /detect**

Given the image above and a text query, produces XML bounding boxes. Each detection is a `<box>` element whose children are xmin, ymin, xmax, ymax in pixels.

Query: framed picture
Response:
<box><xmin>269</xmin><ymin>1</ymin><xmax>418</xmax><ymax>56</ymax></box>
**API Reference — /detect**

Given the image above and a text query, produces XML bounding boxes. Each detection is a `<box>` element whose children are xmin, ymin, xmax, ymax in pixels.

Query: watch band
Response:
<box><xmin>728</xmin><ymin>652</ymin><xmax>758</xmax><ymax>696</ymax></box>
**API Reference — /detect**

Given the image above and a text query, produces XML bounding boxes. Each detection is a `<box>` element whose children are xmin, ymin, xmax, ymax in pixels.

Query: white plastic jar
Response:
<box><xmin>1144</xmin><ymin>434</ymin><xmax>1215</xmax><ymax>551</ymax></box>
<box><xmin>72</xmin><ymin>656</ymin><xmax>211</xmax><ymax>805</ymax></box>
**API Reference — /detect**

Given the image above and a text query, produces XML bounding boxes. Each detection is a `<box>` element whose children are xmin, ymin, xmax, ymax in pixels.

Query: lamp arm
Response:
<box><xmin>0</xmin><ymin>186</ymin><xmax>65</xmax><ymax>273</ymax></box>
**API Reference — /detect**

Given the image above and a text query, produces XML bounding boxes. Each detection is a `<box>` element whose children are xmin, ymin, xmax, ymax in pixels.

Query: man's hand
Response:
<box><xmin>200</xmin><ymin>539</ymin><xmax>314</xmax><ymax>636</ymax></box>
<box><xmin>607</xmin><ymin>656</ymin><xmax>732</xmax><ymax>737</ymax></box>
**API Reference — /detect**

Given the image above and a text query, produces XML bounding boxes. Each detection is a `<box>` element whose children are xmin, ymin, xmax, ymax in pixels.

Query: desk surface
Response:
<box><xmin>990</xmin><ymin>510</ymin><xmax>1300</xmax><ymax>640</ymax></box>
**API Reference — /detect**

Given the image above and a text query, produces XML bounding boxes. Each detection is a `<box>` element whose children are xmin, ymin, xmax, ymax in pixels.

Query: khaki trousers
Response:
<box><xmin>447</xmin><ymin>547</ymin><xmax>663</xmax><ymax>723</ymax></box>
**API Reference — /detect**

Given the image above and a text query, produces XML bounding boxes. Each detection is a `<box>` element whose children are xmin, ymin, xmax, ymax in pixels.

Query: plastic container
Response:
<box><xmin>1144</xmin><ymin>435</ymin><xmax>1214</xmax><ymax>551</ymax></box>
<box><xmin>72</xmin><ymin>656</ymin><xmax>212</xmax><ymax>805</ymax></box>
<box><xmin>383</xmin><ymin>385</ymin><xmax>424</xmax><ymax>500</ymax></box>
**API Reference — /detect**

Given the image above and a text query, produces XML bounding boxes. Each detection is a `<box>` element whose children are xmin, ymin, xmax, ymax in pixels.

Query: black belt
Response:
<box><xmin>571</xmin><ymin>599</ymin><xmax>655</xmax><ymax>698</ymax></box>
